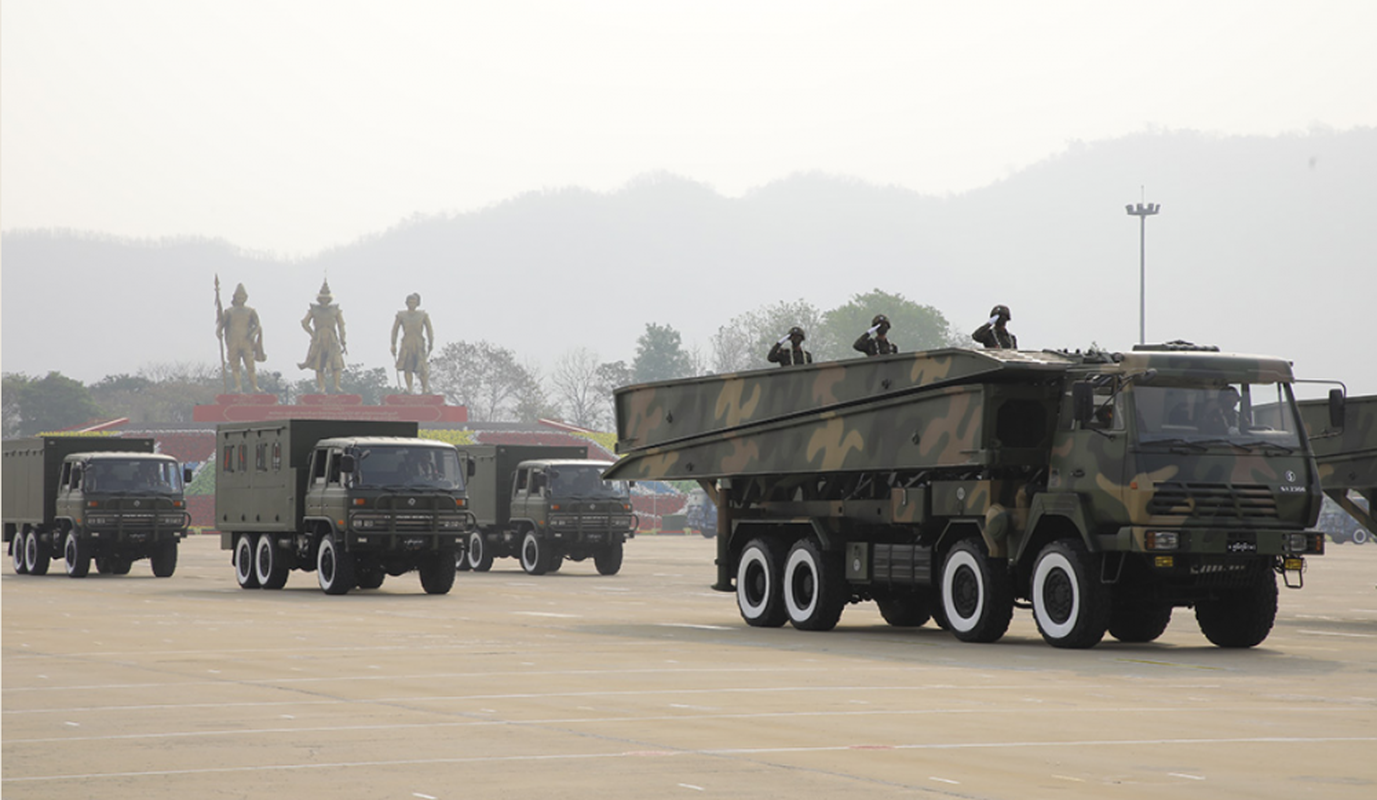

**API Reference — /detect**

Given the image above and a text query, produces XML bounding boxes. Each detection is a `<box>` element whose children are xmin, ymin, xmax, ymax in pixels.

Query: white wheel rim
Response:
<box><xmin>736</xmin><ymin>546</ymin><xmax>772</xmax><ymax>618</ymax></box>
<box><xmin>1032</xmin><ymin>550</ymin><xmax>1079</xmax><ymax>640</ymax></box>
<box><xmin>318</xmin><ymin>539</ymin><xmax>336</xmax><ymax>587</ymax></box>
<box><xmin>469</xmin><ymin>533</ymin><xmax>483</xmax><ymax>566</ymax></box>
<box><xmin>236</xmin><ymin>537</ymin><xmax>253</xmax><ymax>583</ymax></box>
<box><xmin>783</xmin><ymin>548</ymin><xmax>819</xmax><ymax>620</ymax></box>
<box><xmin>255</xmin><ymin>536</ymin><xmax>273</xmax><ymax>583</ymax></box>
<box><xmin>521</xmin><ymin>533</ymin><xmax>539</xmax><ymax>570</ymax></box>
<box><xmin>25</xmin><ymin>533</ymin><xmax>36</xmax><ymax>569</ymax></box>
<box><xmin>65</xmin><ymin>533</ymin><xmax>78</xmax><ymax>570</ymax></box>
<box><xmin>942</xmin><ymin>548</ymin><xmax>985</xmax><ymax>634</ymax></box>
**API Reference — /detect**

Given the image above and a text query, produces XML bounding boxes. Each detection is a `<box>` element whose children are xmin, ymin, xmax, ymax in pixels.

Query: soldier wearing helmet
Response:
<box><xmin>972</xmin><ymin>304</ymin><xmax>1017</xmax><ymax>350</ymax></box>
<box><xmin>768</xmin><ymin>326</ymin><xmax>813</xmax><ymax>367</ymax></box>
<box><xmin>853</xmin><ymin>314</ymin><xmax>898</xmax><ymax>357</ymax></box>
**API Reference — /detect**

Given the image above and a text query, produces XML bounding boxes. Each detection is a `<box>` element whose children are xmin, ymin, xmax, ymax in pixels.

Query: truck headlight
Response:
<box><xmin>1286</xmin><ymin>533</ymin><xmax>1308</xmax><ymax>553</ymax></box>
<box><xmin>1145</xmin><ymin>531</ymin><xmax>1179</xmax><ymax>551</ymax></box>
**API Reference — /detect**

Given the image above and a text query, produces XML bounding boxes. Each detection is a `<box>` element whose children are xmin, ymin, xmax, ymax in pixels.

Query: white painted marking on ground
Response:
<box><xmin>413</xmin><ymin>793</ymin><xmax>437</xmax><ymax>799</ymax></box>
<box><xmin>512</xmin><ymin>612</ymin><xmax>582</xmax><ymax>618</ymax></box>
<box><xmin>655</xmin><ymin>623</ymin><xmax>733</xmax><ymax>631</ymax></box>
<box><xmin>64</xmin><ymin>722</ymin><xmax>79</xmax><ymax>727</ymax></box>
<box><xmin>1052</xmin><ymin>774</ymin><xmax>1084</xmax><ymax>782</ymax></box>
<box><xmin>930</xmin><ymin>777</ymin><xmax>960</xmax><ymax>785</ymax></box>
<box><xmin>678</xmin><ymin>783</ymin><xmax>704</xmax><ymax>791</ymax></box>
<box><xmin>1298</xmin><ymin>628</ymin><xmax>1377</xmax><ymax>638</ymax></box>
<box><xmin>1169</xmin><ymin>772</ymin><xmax>1206</xmax><ymax>780</ymax></box>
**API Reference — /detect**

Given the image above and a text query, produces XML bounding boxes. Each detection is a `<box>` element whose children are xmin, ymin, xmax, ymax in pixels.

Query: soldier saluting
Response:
<box><xmin>768</xmin><ymin>327</ymin><xmax>813</xmax><ymax>367</ymax></box>
<box><xmin>853</xmin><ymin>314</ymin><xmax>898</xmax><ymax>356</ymax></box>
<box><xmin>972</xmin><ymin>304</ymin><xmax>1017</xmax><ymax>350</ymax></box>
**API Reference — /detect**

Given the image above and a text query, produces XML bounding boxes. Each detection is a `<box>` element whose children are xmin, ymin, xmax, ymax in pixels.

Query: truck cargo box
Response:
<box><xmin>3</xmin><ymin>437</ymin><xmax>155</xmax><ymax>526</ymax></box>
<box><xmin>462</xmin><ymin>444</ymin><xmax>588</xmax><ymax>528</ymax></box>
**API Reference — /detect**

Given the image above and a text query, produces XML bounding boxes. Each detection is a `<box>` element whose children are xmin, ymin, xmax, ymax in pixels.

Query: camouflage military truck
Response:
<box><xmin>4</xmin><ymin>437</ymin><xmax>192</xmax><ymax>578</ymax></box>
<box><xmin>460</xmin><ymin>445</ymin><xmax>637</xmax><ymax>575</ymax></box>
<box><xmin>606</xmin><ymin>344</ymin><xmax>1332</xmax><ymax>649</ymax></box>
<box><xmin>1297</xmin><ymin>392</ymin><xmax>1376</xmax><ymax>544</ymax></box>
<box><xmin>216</xmin><ymin>420</ymin><xmax>473</xmax><ymax>595</ymax></box>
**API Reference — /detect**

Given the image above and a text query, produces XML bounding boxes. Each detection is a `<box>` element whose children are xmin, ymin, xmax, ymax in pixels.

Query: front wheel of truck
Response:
<box><xmin>940</xmin><ymin>538</ymin><xmax>1013</xmax><ymax>643</ymax></box>
<box><xmin>467</xmin><ymin>532</ymin><xmax>494</xmax><ymax>572</ymax></box>
<box><xmin>1195</xmin><ymin>571</ymin><xmax>1277</xmax><ymax>648</ymax></box>
<box><xmin>64</xmin><ymin>531</ymin><xmax>91</xmax><ymax>578</ymax></box>
<box><xmin>255</xmin><ymin>534</ymin><xmax>289</xmax><ymax>590</ymax></box>
<box><xmin>234</xmin><ymin>534</ymin><xmax>260</xmax><ymax>589</ymax></box>
<box><xmin>594</xmin><ymin>541</ymin><xmax>624</xmax><ymax>575</ymax></box>
<box><xmin>736</xmin><ymin>537</ymin><xmax>788</xmax><ymax>628</ymax></box>
<box><xmin>12</xmin><ymin>533</ymin><xmax>29</xmax><ymax>574</ymax></box>
<box><xmin>419</xmin><ymin>553</ymin><xmax>457</xmax><ymax>594</ymax></box>
<box><xmin>782</xmin><ymin>538</ymin><xmax>846</xmax><ymax>631</ymax></box>
<box><xmin>150</xmin><ymin>541</ymin><xmax>177</xmax><ymax>578</ymax></box>
<box><xmin>25</xmin><ymin>531</ymin><xmax>51</xmax><ymax>575</ymax></box>
<box><xmin>520</xmin><ymin>531</ymin><xmax>553</xmax><ymax>575</ymax></box>
<box><xmin>1031</xmin><ymin>540</ymin><xmax>1110</xmax><ymax>649</ymax></box>
<box><xmin>316</xmin><ymin>533</ymin><xmax>355</xmax><ymax>595</ymax></box>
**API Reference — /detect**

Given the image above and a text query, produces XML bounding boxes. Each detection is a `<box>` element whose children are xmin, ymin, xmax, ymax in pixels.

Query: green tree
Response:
<box><xmin>430</xmin><ymin>340</ymin><xmax>536</xmax><ymax>422</ymax></box>
<box><xmin>710</xmin><ymin>299</ymin><xmax>824</xmax><ymax>372</ymax></box>
<box><xmin>816</xmin><ymin>289</ymin><xmax>956</xmax><ymax>360</ymax></box>
<box><xmin>594</xmin><ymin>360</ymin><xmax>634</xmax><ymax>431</ymax></box>
<box><xmin>632</xmin><ymin>323</ymin><xmax>692</xmax><ymax>383</ymax></box>
<box><xmin>91</xmin><ymin>363</ymin><xmax>220</xmax><ymax>424</ymax></box>
<box><xmin>4</xmin><ymin>371</ymin><xmax>102</xmax><ymax>435</ymax></box>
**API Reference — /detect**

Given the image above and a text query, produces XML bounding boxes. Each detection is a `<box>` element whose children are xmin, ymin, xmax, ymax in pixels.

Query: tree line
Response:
<box><xmin>3</xmin><ymin>289</ymin><xmax>964</xmax><ymax>436</ymax></box>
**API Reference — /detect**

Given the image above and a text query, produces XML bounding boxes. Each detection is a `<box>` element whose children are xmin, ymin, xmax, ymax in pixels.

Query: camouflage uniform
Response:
<box><xmin>973</xmin><ymin>305</ymin><xmax>1017</xmax><ymax>350</ymax></box>
<box><xmin>768</xmin><ymin>342</ymin><xmax>813</xmax><ymax>366</ymax></box>
<box><xmin>853</xmin><ymin>333</ymin><xmax>898</xmax><ymax>356</ymax></box>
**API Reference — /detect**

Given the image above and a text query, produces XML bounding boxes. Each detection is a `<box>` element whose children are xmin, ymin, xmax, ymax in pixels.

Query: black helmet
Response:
<box><xmin>788</xmin><ymin>326</ymin><xmax>806</xmax><ymax>341</ymax></box>
<box><xmin>871</xmin><ymin>314</ymin><xmax>890</xmax><ymax>330</ymax></box>
<box><xmin>990</xmin><ymin>304</ymin><xmax>1011</xmax><ymax>321</ymax></box>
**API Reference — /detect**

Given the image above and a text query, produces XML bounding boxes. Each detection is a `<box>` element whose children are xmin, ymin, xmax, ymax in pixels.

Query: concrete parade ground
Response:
<box><xmin>4</xmin><ymin>535</ymin><xmax>1376</xmax><ymax>799</ymax></box>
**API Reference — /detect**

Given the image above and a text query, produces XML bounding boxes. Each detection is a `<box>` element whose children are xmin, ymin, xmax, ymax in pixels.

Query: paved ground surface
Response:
<box><xmin>4</xmin><ymin>535</ymin><xmax>1377</xmax><ymax>799</ymax></box>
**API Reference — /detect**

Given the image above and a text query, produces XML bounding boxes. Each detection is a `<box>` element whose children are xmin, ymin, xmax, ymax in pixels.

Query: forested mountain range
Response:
<box><xmin>3</xmin><ymin>127</ymin><xmax>1374</xmax><ymax>396</ymax></box>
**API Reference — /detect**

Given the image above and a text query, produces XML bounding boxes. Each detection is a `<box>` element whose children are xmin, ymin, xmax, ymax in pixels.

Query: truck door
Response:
<box><xmin>1050</xmin><ymin>381</ymin><xmax>1129</xmax><ymax>527</ymax></box>
<box><xmin>304</xmin><ymin>447</ymin><xmax>331</xmax><ymax>520</ymax></box>
<box><xmin>56</xmin><ymin>460</ymin><xmax>79</xmax><ymax>521</ymax></box>
<box><xmin>511</xmin><ymin>467</ymin><xmax>530</xmax><ymax>522</ymax></box>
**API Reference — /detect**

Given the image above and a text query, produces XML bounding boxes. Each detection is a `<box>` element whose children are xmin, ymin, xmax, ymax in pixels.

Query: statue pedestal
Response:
<box><xmin>194</xmin><ymin>393</ymin><xmax>467</xmax><ymax>423</ymax></box>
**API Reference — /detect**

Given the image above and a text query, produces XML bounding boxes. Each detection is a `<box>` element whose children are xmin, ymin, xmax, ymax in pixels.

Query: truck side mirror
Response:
<box><xmin>183</xmin><ymin>467</ymin><xmax>194</xmax><ymax>483</ymax></box>
<box><xmin>467</xmin><ymin>458</ymin><xmax>476</xmax><ymax>478</ymax></box>
<box><xmin>1072</xmin><ymin>383</ymin><xmax>1094</xmax><ymax>426</ymax></box>
<box><xmin>1328</xmin><ymin>388</ymin><xmax>1345</xmax><ymax>430</ymax></box>
<box><xmin>338</xmin><ymin>453</ymin><xmax>357</xmax><ymax>474</ymax></box>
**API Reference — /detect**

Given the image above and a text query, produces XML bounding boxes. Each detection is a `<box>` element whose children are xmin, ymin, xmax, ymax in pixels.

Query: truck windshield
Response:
<box><xmin>85</xmin><ymin>460</ymin><xmax>183</xmax><ymax>493</ymax></box>
<box><xmin>1132</xmin><ymin>382</ymin><xmax>1302</xmax><ymax>449</ymax></box>
<box><xmin>548</xmin><ymin>465</ymin><xmax>630</xmax><ymax>498</ymax></box>
<box><xmin>351</xmin><ymin>445</ymin><xmax>464</xmax><ymax>490</ymax></box>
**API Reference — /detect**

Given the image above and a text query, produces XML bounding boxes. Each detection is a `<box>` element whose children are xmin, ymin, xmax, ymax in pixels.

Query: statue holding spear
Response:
<box><xmin>216</xmin><ymin>276</ymin><xmax>267</xmax><ymax>394</ymax></box>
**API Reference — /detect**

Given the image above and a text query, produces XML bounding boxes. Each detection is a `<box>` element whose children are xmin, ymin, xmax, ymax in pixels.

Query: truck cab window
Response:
<box><xmin>327</xmin><ymin>451</ymin><xmax>344</xmax><ymax>486</ymax></box>
<box><xmin>310</xmin><ymin>449</ymin><xmax>329</xmax><ymax>485</ymax></box>
<box><xmin>530</xmin><ymin>471</ymin><xmax>547</xmax><ymax>496</ymax></box>
<box><xmin>515</xmin><ymin>469</ymin><xmax>529</xmax><ymax>495</ymax></box>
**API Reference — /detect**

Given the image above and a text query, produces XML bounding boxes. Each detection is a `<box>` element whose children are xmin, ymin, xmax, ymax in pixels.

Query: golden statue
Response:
<box><xmin>298</xmin><ymin>280</ymin><xmax>348</xmax><ymax>393</ymax></box>
<box><xmin>216</xmin><ymin>281</ymin><xmax>266</xmax><ymax>393</ymax></box>
<box><xmin>391</xmin><ymin>293</ymin><xmax>434</xmax><ymax>394</ymax></box>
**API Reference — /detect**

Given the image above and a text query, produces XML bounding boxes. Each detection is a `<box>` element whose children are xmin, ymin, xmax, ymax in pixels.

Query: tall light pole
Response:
<box><xmin>1125</xmin><ymin>199</ymin><xmax>1160</xmax><ymax>345</ymax></box>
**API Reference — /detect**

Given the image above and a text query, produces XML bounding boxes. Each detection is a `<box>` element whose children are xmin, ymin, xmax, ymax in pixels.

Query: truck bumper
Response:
<box><xmin>1101</xmin><ymin>526</ymin><xmax>1325</xmax><ymax>558</ymax></box>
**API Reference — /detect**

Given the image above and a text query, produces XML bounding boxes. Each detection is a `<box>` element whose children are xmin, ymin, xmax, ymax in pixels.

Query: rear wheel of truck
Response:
<box><xmin>467</xmin><ymin>532</ymin><xmax>494</xmax><ymax>572</ymax></box>
<box><xmin>1355</xmin><ymin>529</ymin><xmax>1371</xmax><ymax>545</ymax></box>
<box><xmin>255</xmin><ymin>534</ymin><xmax>289</xmax><ymax>590</ymax></box>
<box><xmin>940</xmin><ymin>539</ymin><xmax>1012</xmax><ymax>643</ymax></box>
<box><xmin>782</xmin><ymin>538</ymin><xmax>846</xmax><ymax>631</ymax></box>
<box><xmin>12</xmin><ymin>533</ymin><xmax>29</xmax><ymax>574</ymax></box>
<box><xmin>736</xmin><ymin>537</ymin><xmax>788</xmax><ymax>628</ymax></box>
<box><xmin>520</xmin><ymin>531</ymin><xmax>554</xmax><ymax>575</ymax></box>
<box><xmin>1194</xmin><ymin>571</ymin><xmax>1277</xmax><ymax>648</ymax></box>
<box><xmin>419</xmin><ymin>553</ymin><xmax>457</xmax><ymax>594</ymax></box>
<box><xmin>150</xmin><ymin>541</ymin><xmax>177</xmax><ymax>578</ymax></box>
<box><xmin>1031</xmin><ymin>540</ymin><xmax>1110</xmax><ymax>648</ymax></box>
<box><xmin>1109</xmin><ymin>600</ymin><xmax>1173</xmax><ymax>643</ymax></box>
<box><xmin>594</xmin><ymin>541</ymin><xmax>624</xmax><ymax>575</ymax></box>
<box><xmin>234</xmin><ymin>534</ymin><xmax>260</xmax><ymax>589</ymax></box>
<box><xmin>876</xmin><ymin>590</ymin><xmax>932</xmax><ymax>628</ymax></box>
<box><xmin>316</xmin><ymin>533</ymin><xmax>355</xmax><ymax>595</ymax></box>
<box><xmin>64</xmin><ymin>531</ymin><xmax>91</xmax><ymax>578</ymax></box>
<box><xmin>25</xmin><ymin>531</ymin><xmax>51</xmax><ymax>576</ymax></box>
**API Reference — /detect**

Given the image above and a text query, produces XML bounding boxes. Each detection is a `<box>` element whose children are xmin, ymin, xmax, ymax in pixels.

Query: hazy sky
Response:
<box><xmin>4</xmin><ymin>1</ymin><xmax>1374</xmax><ymax>255</ymax></box>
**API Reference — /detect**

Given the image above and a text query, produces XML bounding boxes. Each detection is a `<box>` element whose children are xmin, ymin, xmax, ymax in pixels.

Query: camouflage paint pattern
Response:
<box><xmin>1297</xmin><ymin>393</ymin><xmax>1377</xmax><ymax>535</ymax></box>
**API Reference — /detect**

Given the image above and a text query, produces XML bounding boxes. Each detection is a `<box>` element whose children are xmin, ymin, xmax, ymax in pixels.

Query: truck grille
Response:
<box><xmin>1147</xmin><ymin>482</ymin><xmax>1277</xmax><ymax>519</ymax></box>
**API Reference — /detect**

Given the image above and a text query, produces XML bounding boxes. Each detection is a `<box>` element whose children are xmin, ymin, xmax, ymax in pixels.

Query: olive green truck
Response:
<box><xmin>216</xmin><ymin>420</ymin><xmax>472</xmax><ymax>595</ymax></box>
<box><xmin>606</xmin><ymin>344</ymin><xmax>1337</xmax><ymax>649</ymax></box>
<box><xmin>459</xmin><ymin>445</ymin><xmax>637</xmax><ymax>575</ymax></box>
<box><xmin>4</xmin><ymin>436</ymin><xmax>191</xmax><ymax>578</ymax></box>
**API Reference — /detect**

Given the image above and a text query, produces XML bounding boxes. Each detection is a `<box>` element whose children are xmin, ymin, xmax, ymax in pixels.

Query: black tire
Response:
<box><xmin>26</xmin><ymin>530</ymin><xmax>51</xmax><ymax>576</ymax></box>
<box><xmin>234</xmin><ymin>533</ymin><xmax>260</xmax><ymax>589</ymax></box>
<box><xmin>64</xmin><ymin>531</ymin><xmax>91</xmax><ymax>578</ymax></box>
<box><xmin>520</xmin><ymin>530</ymin><xmax>552</xmax><ymax>575</ymax></box>
<box><xmin>12</xmin><ymin>533</ymin><xmax>29</xmax><ymax>575</ymax></box>
<box><xmin>940</xmin><ymin>538</ymin><xmax>1013</xmax><ymax>643</ymax></box>
<box><xmin>99</xmin><ymin>555</ymin><xmax>133</xmax><ymax>576</ymax></box>
<box><xmin>782</xmin><ymin>538</ymin><xmax>846</xmax><ymax>631</ymax></box>
<box><xmin>455</xmin><ymin>550</ymin><xmax>471</xmax><ymax>571</ymax></box>
<box><xmin>1195</xmin><ymin>571</ymin><xmax>1278</xmax><ymax>648</ymax></box>
<box><xmin>548</xmin><ymin>552</ymin><xmax>564</xmax><ymax>573</ymax></box>
<box><xmin>1355</xmin><ymin>529</ymin><xmax>1371</xmax><ymax>545</ymax></box>
<box><xmin>876</xmin><ymin>590</ymin><xmax>932</xmax><ymax>628</ymax></box>
<box><xmin>594</xmin><ymin>541</ymin><xmax>624</xmax><ymax>575</ymax></box>
<box><xmin>316</xmin><ymin>533</ymin><xmax>355</xmax><ymax>595</ymax></box>
<box><xmin>419</xmin><ymin>553</ymin><xmax>457</xmax><ymax>595</ymax></box>
<box><xmin>1109</xmin><ymin>600</ymin><xmax>1173</xmax><ymax>643</ymax></box>
<box><xmin>255</xmin><ymin>534</ymin><xmax>289</xmax><ymax>589</ymax></box>
<box><xmin>150</xmin><ymin>541</ymin><xmax>177</xmax><ymax>578</ymax></box>
<box><xmin>1030</xmin><ymin>539</ymin><xmax>1111</xmax><ymax>649</ymax></box>
<box><xmin>467</xmin><ymin>532</ymin><xmax>494</xmax><ymax>572</ymax></box>
<box><xmin>735</xmin><ymin>537</ymin><xmax>788</xmax><ymax>628</ymax></box>
<box><xmin>355</xmin><ymin>563</ymin><xmax>385</xmax><ymax>589</ymax></box>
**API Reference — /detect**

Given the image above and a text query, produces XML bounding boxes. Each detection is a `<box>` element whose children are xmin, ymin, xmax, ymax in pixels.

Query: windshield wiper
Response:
<box><xmin>1234</xmin><ymin>440</ymin><xmax>1295</xmax><ymax>454</ymax></box>
<box><xmin>1143</xmin><ymin>438</ymin><xmax>1208</xmax><ymax>452</ymax></box>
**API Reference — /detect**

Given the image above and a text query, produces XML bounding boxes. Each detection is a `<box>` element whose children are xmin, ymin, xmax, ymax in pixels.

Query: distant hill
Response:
<box><xmin>3</xmin><ymin>128</ymin><xmax>1374</xmax><ymax>396</ymax></box>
